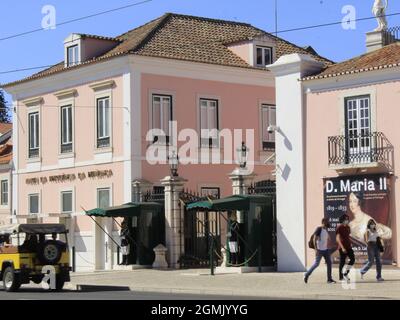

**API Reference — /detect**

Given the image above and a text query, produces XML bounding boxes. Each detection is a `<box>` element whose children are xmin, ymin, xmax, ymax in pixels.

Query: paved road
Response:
<box><xmin>0</xmin><ymin>287</ymin><xmax>273</xmax><ymax>300</ymax></box>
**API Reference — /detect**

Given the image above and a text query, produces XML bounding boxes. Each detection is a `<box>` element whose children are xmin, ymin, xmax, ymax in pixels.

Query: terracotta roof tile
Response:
<box><xmin>2</xmin><ymin>13</ymin><xmax>333</xmax><ymax>87</ymax></box>
<box><xmin>0</xmin><ymin>123</ymin><xmax>11</xmax><ymax>135</ymax></box>
<box><xmin>303</xmin><ymin>42</ymin><xmax>400</xmax><ymax>80</ymax></box>
<box><xmin>0</xmin><ymin>144</ymin><xmax>12</xmax><ymax>165</ymax></box>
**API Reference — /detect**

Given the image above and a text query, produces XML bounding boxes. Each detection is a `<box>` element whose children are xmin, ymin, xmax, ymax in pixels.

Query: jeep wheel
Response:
<box><xmin>2</xmin><ymin>267</ymin><xmax>21</xmax><ymax>292</ymax></box>
<box><xmin>38</xmin><ymin>240</ymin><xmax>63</xmax><ymax>265</ymax></box>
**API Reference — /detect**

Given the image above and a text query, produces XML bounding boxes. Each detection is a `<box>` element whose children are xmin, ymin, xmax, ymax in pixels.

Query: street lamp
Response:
<box><xmin>168</xmin><ymin>150</ymin><xmax>179</xmax><ymax>177</ymax></box>
<box><xmin>237</xmin><ymin>142</ymin><xmax>249</xmax><ymax>169</ymax></box>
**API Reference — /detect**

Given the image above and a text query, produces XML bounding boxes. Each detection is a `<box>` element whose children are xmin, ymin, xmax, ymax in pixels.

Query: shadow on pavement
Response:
<box><xmin>75</xmin><ymin>285</ymin><xmax>131</xmax><ymax>292</ymax></box>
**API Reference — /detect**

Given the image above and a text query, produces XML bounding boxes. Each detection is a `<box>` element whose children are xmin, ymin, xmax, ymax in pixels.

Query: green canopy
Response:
<box><xmin>186</xmin><ymin>195</ymin><xmax>272</xmax><ymax>212</ymax></box>
<box><xmin>85</xmin><ymin>202</ymin><xmax>163</xmax><ymax>218</ymax></box>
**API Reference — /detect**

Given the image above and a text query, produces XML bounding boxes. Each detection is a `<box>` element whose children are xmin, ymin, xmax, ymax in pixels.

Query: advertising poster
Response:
<box><xmin>323</xmin><ymin>174</ymin><xmax>393</xmax><ymax>264</ymax></box>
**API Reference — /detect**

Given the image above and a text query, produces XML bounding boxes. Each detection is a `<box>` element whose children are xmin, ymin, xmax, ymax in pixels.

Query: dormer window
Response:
<box><xmin>256</xmin><ymin>46</ymin><xmax>273</xmax><ymax>67</ymax></box>
<box><xmin>67</xmin><ymin>45</ymin><xmax>79</xmax><ymax>67</ymax></box>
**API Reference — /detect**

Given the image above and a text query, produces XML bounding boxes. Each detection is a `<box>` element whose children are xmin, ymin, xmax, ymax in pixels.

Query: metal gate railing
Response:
<box><xmin>179</xmin><ymin>190</ymin><xmax>221</xmax><ymax>269</ymax></box>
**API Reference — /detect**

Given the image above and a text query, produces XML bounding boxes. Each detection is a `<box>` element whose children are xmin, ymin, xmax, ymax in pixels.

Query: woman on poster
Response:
<box><xmin>347</xmin><ymin>192</ymin><xmax>392</xmax><ymax>242</ymax></box>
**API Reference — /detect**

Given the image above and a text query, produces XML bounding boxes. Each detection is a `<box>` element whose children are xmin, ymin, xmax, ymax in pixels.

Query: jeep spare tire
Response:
<box><xmin>38</xmin><ymin>240</ymin><xmax>63</xmax><ymax>265</ymax></box>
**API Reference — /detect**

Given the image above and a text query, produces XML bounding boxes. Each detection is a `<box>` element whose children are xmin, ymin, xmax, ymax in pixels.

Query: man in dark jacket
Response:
<box><xmin>336</xmin><ymin>214</ymin><xmax>355</xmax><ymax>282</ymax></box>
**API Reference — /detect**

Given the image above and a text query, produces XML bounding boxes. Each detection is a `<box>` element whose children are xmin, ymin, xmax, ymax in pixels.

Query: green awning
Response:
<box><xmin>85</xmin><ymin>202</ymin><xmax>163</xmax><ymax>218</ymax></box>
<box><xmin>186</xmin><ymin>195</ymin><xmax>272</xmax><ymax>212</ymax></box>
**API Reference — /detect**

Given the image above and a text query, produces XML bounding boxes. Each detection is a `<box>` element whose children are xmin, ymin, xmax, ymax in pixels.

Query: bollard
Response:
<box><xmin>72</xmin><ymin>246</ymin><xmax>76</xmax><ymax>273</ymax></box>
<box><xmin>210</xmin><ymin>237</ymin><xmax>215</xmax><ymax>276</ymax></box>
<box><xmin>117</xmin><ymin>246</ymin><xmax>120</xmax><ymax>266</ymax></box>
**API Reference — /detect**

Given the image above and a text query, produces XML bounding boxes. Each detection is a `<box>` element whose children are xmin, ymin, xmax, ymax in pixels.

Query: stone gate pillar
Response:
<box><xmin>161</xmin><ymin>175</ymin><xmax>187</xmax><ymax>269</ymax></box>
<box><xmin>229</xmin><ymin>168</ymin><xmax>256</xmax><ymax>195</ymax></box>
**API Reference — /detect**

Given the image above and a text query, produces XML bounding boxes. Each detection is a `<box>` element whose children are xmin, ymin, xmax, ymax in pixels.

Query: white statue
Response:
<box><xmin>373</xmin><ymin>0</ymin><xmax>389</xmax><ymax>31</ymax></box>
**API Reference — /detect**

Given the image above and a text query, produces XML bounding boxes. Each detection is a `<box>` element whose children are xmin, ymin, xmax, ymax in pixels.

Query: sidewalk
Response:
<box><xmin>66</xmin><ymin>267</ymin><xmax>400</xmax><ymax>300</ymax></box>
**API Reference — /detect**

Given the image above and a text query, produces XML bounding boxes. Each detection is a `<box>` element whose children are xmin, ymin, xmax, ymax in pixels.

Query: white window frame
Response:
<box><xmin>97</xmin><ymin>187</ymin><xmax>111</xmax><ymax>209</ymax></box>
<box><xmin>200</xmin><ymin>187</ymin><xmax>221</xmax><ymax>199</ymax></box>
<box><xmin>60</xmin><ymin>104</ymin><xmax>73</xmax><ymax>153</ymax></box>
<box><xmin>261</xmin><ymin>104</ymin><xmax>276</xmax><ymax>150</ymax></box>
<box><xmin>199</xmin><ymin>98</ymin><xmax>220</xmax><ymax>148</ymax></box>
<box><xmin>28</xmin><ymin>111</ymin><xmax>40</xmax><ymax>159</ymax></box>
<box><xmin>151</xmin><ymin>94</ymin><xmax>173</xmax><ymax>145</ymax></box>
<box><xmin>0</xmin><ymin>180</ymin><xmax>8</xmax><ymax>206</ymax></box>
<box><xmin>344</xmin><ymin>95</ymin><xmax>371</xmax><ymax>163</ymax></box>
<box><xmin>67</xmin><ymin>45</ymin><xmax>79</xmax><ymax>67</ymax></box>
<box><xmin>96</xmin><ymin>96</ymin><xmax>111</xmax><ymax>149</ymax></box>
<box><xmin>28</xmin><ymin>193</ymin><xmax>40</xmax><ymax>215</ymax></box>
<box><xmin>60</xmin><ymin>190</ymin><xmax>74</xmax><ymax>214</ymax></box>
<box><xmin>255</xmin><ymin>46</ymin><xmax>273</xmax><ymax>67</ymax></box>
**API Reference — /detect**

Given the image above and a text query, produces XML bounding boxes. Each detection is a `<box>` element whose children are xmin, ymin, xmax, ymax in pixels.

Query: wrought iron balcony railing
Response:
<box><xmin>328</xmin><ymin>132</ymin><xmax>394</xmax><ymax>169</ymax></box>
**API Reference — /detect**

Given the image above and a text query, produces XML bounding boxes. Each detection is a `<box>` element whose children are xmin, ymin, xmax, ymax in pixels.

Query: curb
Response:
<box><xmin>65</xmin><ymin>283</ymin><xmax>394</xmax><ymax>300</ymax></box>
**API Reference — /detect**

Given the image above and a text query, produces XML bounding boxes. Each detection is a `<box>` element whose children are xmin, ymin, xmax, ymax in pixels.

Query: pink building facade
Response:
<box><xmin>270</xmin><ymin>33</ymin><xmax>400</xmax><ymax>271</ymax></box>
<box><xmin>4</xmin><ymin>14</ymin><xmax>330</xmax><ymax>271</ymax></box>
<box><xmin>2</xmin><ymin>14</ymin><xmax>330</xmax><ymax>271</ymax></box>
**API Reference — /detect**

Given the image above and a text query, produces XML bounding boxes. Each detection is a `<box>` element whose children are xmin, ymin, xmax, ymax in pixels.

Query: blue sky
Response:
<box><xmin>1</xmin><ymin>0</ymin><xmax>399</xmax><ymax>103</ymax></box>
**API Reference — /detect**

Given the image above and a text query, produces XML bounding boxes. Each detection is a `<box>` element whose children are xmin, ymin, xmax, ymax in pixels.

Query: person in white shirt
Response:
<box><xmin>360</xmin><ymin>219</ymin><xmax>384</xmax><ymax>281</ymax></box>
<box><xmin>304</xmin><ymin>218</ymin><xmax>337</xmax><ymax>284</ymax></box>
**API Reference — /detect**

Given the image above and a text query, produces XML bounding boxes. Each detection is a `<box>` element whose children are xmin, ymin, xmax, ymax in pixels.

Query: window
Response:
<box><xmin>61</xmin><ymin>105</ymin><xmax>73</xmax><ymax>153</ymax></box>
<box><xmin>256</xmin><ymin>46</ymin><xmax>273</xmax><ymax>66</ymax></box>
<box><xmin>67</xmin><ymin>45</ymin><xmax>79</xmax><ymax>67</ymax></box>
<box><xmin>200</xmin><ymin>99</ymin><xmax>219</xmax><ymax>148</ymax></box>
<box><xmin>152</xmin><ymin>95</ymin><xmax>172</xmax><ymax>144</ymax></box>
<box><xmin>28</xmin><ymin>112</ymin><xmax>40</xmax><ymax>158</ymax></box>
<box><xmin>97</xmin><ymin>188</ymin><xmax>110</xmax><ymax>209</ymax></box>
<box><xmin>29</xmin><ymin>194</ymin><xmax>39</xmax><ymax>214</ymax></box>
<box><xmin>61</xmin><ymin>191</ymin><xmax>73</xmax><ymax>213</ymax></box>
<box><xmin>96</xmin><ymin>97</ymin><xmax>111</xmax><ymax>148</ymax></box>
<box><xmin>201</xmin><ymin>187</ymin><xmax>220</xmax><ymax>199</ymax></box>
<box><xmin>345</xmin><ymin>95</ymin><xmax>371</xmax><ymax>161</ymax></box>
<box><xmin>261</xmin><ymin>104</ymin><xmax>276</xmax><ymax>150</ymax></box>
<box><xmin>1</xmin><ymin>180</ymin><xmax>8</xmax><ymax>206</ymax></box>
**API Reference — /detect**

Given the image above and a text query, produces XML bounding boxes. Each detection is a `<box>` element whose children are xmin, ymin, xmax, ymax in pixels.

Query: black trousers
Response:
<box><xmin>230</xmin><ymin>253</ymin><xmax>238</xmax><ymax>265</ymax></box>
<box><xmin>339</xmin><ymin>248</ymin><xmax>355</xmax><ymax>279</ymax></box>
<box><xmin>121</xmin><ymin>255</ymin><xmax>129</xmax><ymax>265</ymax></box>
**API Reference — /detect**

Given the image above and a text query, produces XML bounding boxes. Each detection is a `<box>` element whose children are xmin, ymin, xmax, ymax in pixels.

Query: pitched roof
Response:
<box><xmin>0</xmin><ymin>123</ymin><xmax>12</xmax><ymax>135</ymax></box>
<box><xmin>75</xmin><ymin>33</ymin><xmax>121</xmax><ymax>42</ymax></box>
<box><xmin>2</xmin><ymin>13</ymin><xmax>333</xmax><ymax>87</ymax></box>
<box><xmin>303</xmin><ymin>42</ymin><xmax>400</xmax><ymax>81</ymax></box>
<box><xmin>0</xmin><ymin>143</ymin><xmax>12</xmax><ymax>165</ymax></box>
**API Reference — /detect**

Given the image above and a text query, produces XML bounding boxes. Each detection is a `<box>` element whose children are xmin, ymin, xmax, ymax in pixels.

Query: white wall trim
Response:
<box><xmin>303</xmin><ymin>66</ymin><xmax>400</xmax><ymax>93</ymax></box>
<box><xmin>131</xmin><ymin>55</ymin><xmax>273</xmax><ymax>87</ymax></box>
<box><xmin>16</xmin><ymin>157</ymin><xmax>129</xmax><ymax>174</ymax></box>
<box><xmin>6</xmin><ymin>56</ymin><xmax>130</xmax><ymax>101</ymax></box>
<box><xmin>131</xmin><ymin>70</ymin><xmax>142</xmax><ymax>181</ymax></box>
<box><xmin>123</xmin><ymin>71</ymin><xmax>132</xmax><ymax>203</ymax></box>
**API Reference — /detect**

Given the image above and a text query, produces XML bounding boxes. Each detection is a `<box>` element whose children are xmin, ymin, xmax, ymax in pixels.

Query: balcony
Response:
<box><xmin>328</xmin><ymin>132</ymin><xmax>394</xmax><ymax>172</ymax></box>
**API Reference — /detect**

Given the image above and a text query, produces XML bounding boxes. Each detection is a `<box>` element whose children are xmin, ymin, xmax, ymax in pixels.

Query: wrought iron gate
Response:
<box><xmin>179</xmin><ymin>190</ymin><xmax>221</xmax><ymax>268</ymax></box>
<box><xmin>248</xmin><ymin>180</ymin><xmax>277</xmax><ymax>267</ymax></box>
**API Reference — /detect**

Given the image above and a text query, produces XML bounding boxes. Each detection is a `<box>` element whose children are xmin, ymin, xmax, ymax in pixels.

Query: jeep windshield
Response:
<box><xmin>0</xmin><ymin>224</ymin><xmax>67</xmax><ymax>235</ymax></box>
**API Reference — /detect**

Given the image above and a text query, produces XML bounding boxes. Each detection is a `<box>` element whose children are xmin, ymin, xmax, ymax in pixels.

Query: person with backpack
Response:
<box><xmin>336</xmin><ymin>214</ymin><xmax>355</xmax><ymax>282</ymax></box>
<box><xmin>360</xmin><ymin>219</ymin><xmax>385</xmax><ymax>282</ymax></box>
<box><xmin>304</xmin><ymin>218</ymin><xmax>336</xmax><ymax>284</ymax></box>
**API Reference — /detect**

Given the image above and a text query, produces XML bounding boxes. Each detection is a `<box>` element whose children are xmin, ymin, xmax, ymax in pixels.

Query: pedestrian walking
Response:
<box><xmin>304</xmin><ymin>218</ymin><xmax>336</xmax><ymax>284</ymax></box>
<box><xmin>336</xmin><ymin>214</ymin><xmax>355</xmax><ymax>282</ymax></box>
<box><xmin>360</xmin><ymin>219</ymin><xmax>385</xmax><ymax>282</ymax></box>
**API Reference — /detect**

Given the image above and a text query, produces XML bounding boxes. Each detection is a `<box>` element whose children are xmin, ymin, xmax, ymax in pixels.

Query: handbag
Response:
<box><xmin>376</xmin><ymin>237</ymin><xmax>385</xmax><ymax>253</ymax></box>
